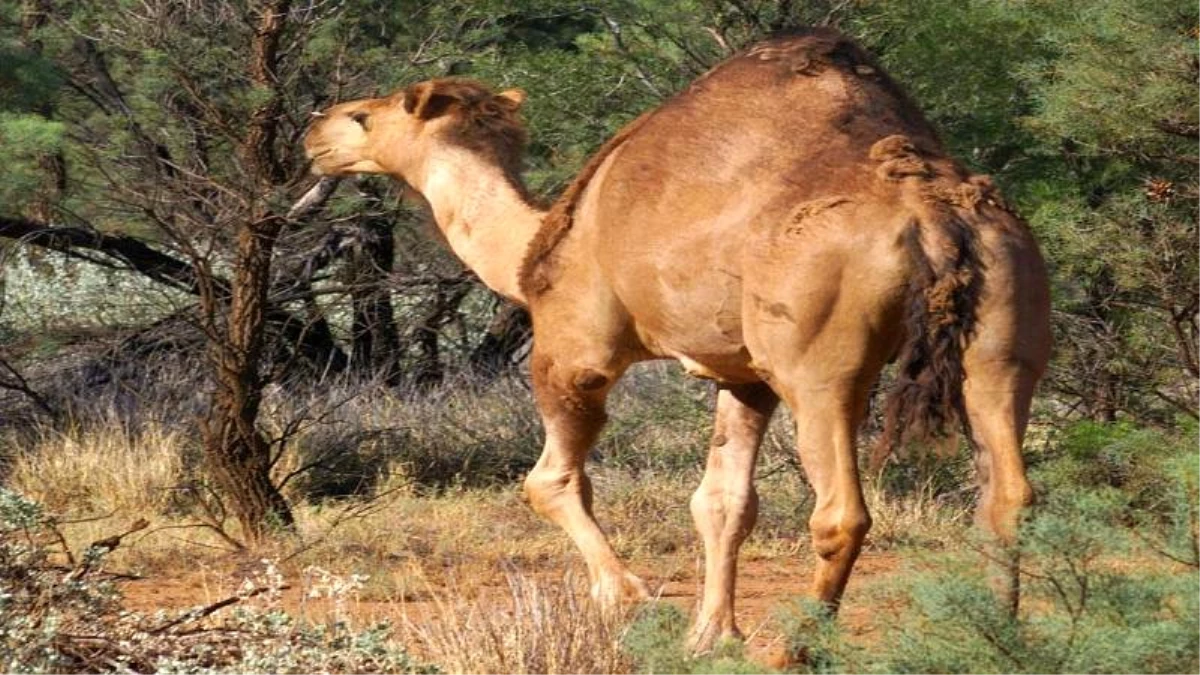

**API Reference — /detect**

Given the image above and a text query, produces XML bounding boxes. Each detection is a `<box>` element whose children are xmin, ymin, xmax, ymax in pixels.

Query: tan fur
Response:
<box><xmin>303</xmin><ymin>28</ymin><xmax>1052</xmax><ymax>651</ymax></box>
<box><xmin>402</xmin><ymin>78</ymin><xmax>529</xmax><ymax>193</ymax></box>
<box><xmin>519</xmin><ymin>109</ymin><xmax>657</xmax><ymax>297</ymax></box>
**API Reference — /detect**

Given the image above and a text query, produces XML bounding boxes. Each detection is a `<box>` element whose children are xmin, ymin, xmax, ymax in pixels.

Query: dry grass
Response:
<box><xmin>4</xmin><ymin>416</ymin><xmax>188</xmax><ymax>517</ymax></box>
<box><xmin>0</xmin><ymin>364</ymin><xmax>977</xmax><ymax>585</ymax></box>
<box><xmin>401</xmin><ymin>566</ymin><xmax>634</xmax><ymax>674</ymax></box>
<box><xmin>864</xmin><ymin>479</ymin><xmax>973</xmax><ymax>549</ymax></box>
<box><xmin>286</xmin><ymin>485</ymin><xmax>575</xmax><ymax>603</ymax></box>
<box><xmin>0</xmin><ymin>364</ymin><xmax>990</xmax><ymax>674</ymax></box>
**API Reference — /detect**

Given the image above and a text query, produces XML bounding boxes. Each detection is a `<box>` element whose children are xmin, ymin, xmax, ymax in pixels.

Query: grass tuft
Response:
<box><xmin>404</xmin><ymin>565</ymin><xmax>632</xmax><ymax>674</ymax></box>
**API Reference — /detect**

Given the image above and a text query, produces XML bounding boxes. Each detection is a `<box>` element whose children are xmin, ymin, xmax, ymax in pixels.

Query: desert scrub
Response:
<box><xmin>261</xmin><ymin>374</ymin><xmax>544</xmax><ymax>498</ymax></box>
<box><xmin>621</xmin><ymin>603</ymin><xmax>768</xmax><ymax>674</ymax></box>
<box><xmin>406</xmin><ymin>566</ymin><xmax>631</xmax><ymax>674</ymax></box>
<box><xmin>0</xmin><ymin>488</ymin><xmax>435</xmax><ymax>674</ymax></box>
<box><xmin>4</xmin><ymin>417</ymin><xmax>189</xmax><ymax>518</ymax></box>
<box><xmin>599</xmin><ymin>362</ymin><xmax>715</xmax><ymax>473</ymax></box>
<box><xmin>0</xmin><ymin>248</ymin><xmax>187</xmax><ymax>333</ymax></box>
<box><xmin>781</xmin><ymin>422</ymin><xmax>1200</xmax><ymax>674</ymax></box>
<box><xmin>1030</xmin><ymin>420</ymin><xmax>1199</xmax><ymax>520</ymax></box>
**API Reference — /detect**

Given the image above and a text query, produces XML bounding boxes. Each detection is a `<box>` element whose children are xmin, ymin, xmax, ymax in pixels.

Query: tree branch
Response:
<box><xmin>0</xmin><ymin>216</ymin><xmax>347</xmax><ymax>371</ymax></box>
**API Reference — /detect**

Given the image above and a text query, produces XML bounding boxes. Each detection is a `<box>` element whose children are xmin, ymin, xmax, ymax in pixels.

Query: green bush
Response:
<box><xmin>621</xmin><ymin>603</ymin><xmax>768</xmax><ymax>675</ymax></box>
<box><xmin>781</xmin><ymin>422</ymin><xmax>1199</xmax><ymax>674</ymax></box>
<box><xmin>1036</xmin><ymin>420</ymin><xmax>1194</xmax><ymax>492</ymax></box>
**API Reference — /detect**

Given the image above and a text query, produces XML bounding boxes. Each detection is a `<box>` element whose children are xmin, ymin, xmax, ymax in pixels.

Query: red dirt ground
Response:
<box><xmin>119</xmin><ymin>550</ymin><xmax>906</xmax><ymax>669</ymax></box>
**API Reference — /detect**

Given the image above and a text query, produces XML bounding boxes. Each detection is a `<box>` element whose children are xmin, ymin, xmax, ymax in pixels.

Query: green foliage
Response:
<box><xmin>0</xmin><ymin>113</ymin><xmax>64</xmax><ymax>216</ymax></box>
<box><xmin>622</xmin><ymin>603</ymin><xmax>767</xmax><ymax>674</ymax></box>
<box><xmin>782</xmin><ymin>422</ymin><xmax>1199</xmax><ymax>674</ymax></box>
<box><xmin>848</xmin><ymin>0</ymin><xmax>1047</xmax><ymax>173</ymax></box>
<box><xmin>1012</xmin><ymin>0</ymin><xmax>1198</xmax><ymax>422</ymax></box>
<box><xmin>1034</xmin><ymin>421</ymin><xmax>1196</xmax><ymax>496</ymax></box>
<box><xmin>0</xmin><ymin>39</ymin><xmax>60</xmax><ymax>112</ymax></box>
<box><xmin>775</xmin><ymin>599</ymin><xmax>843</xmax><ymax>673</ymax></box>
<box><xmin>1019</xmin><ymin>0</ymin><xmax>1197</xmax><ymax>157</ymax></box>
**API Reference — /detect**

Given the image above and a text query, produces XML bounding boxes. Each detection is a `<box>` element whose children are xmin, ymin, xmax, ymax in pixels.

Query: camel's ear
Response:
<box><xmin>403</xmin><ymin>81</ymin><xmax>458</xmax><ymax>120</ymax></box>
<box><xmin>495</xmin><ymin>88</ymin><xmax>526</xmax><ymax>110</ymax></box>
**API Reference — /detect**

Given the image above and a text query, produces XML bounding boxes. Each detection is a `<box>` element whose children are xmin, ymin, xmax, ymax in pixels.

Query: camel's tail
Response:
<box><xmin>869</xmin><ymin>135</ymin><xmax>990</xmax><ymax>469</ymax></box>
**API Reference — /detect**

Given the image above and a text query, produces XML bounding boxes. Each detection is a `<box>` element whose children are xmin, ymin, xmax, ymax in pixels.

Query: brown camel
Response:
<box><xmin>303</xmin><ymin>28</ymin><xmax>1051</xmax><ymax>650</ymax></box>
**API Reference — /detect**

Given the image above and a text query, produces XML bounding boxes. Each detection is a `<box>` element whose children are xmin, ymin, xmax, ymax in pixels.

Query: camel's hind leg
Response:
<box><xmin>740</xmin><ymin>207</ymin><xmax>900</xmax><ymax>611</ymax></box>
<box><xmin>522</xmin><ymin>349</ymin><xmax>649</xmax><ymax>608</ymax></box>
<box><xmin>962</xmin><ymin>359</ymin><xmax>1040</xmax><ymax>612</ymax></box>
<box><xmin>786</xmin><ymin>373</ymin><xmax>877</xmax><ymax>609</ymax></box>
<box><xmin>688</xmin><ymin>382</ymin><xmax>779</xmax><ymax>651</ymax></box>
<box><xmin>962</xmin><ymin>222</ymin><xmax>1051</xmax><ymax>612</ymax></box>
<box><xmin>754</xmin><ymin>347</ymin><xmax>883</xmax><ymax>612</ymax></box>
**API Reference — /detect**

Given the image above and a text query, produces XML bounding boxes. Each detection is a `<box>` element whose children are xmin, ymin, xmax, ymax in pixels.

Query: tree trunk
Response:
<box><xmin>201</xmin><ymin>214</ymin><xmax>294</xmax><ymax>542</ymax></box>
<box><xmin>198</xmin><ymin>0</ymin><xmax>295</xmax><ymax>543</ymax></box>
<box><xmin>406</xmin><ymin>281</ymin><xmax>471</xmax><ymax>389</ymax></box>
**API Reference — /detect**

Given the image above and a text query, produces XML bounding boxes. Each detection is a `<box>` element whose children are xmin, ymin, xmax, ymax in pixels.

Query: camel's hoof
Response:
<box><xmin>590</xmin><ymin>571</ymin><xmax>651</xmax><ymax>611</ymax></box>
<box><xmin>686</xmin><ymin>620</ymin><xmax>742</xmax><ymax>655</ymax></box>
<box><xmin>763</xmin><ymin>643</ymin><xmax>809</xmax><ymax>670</ymax></box>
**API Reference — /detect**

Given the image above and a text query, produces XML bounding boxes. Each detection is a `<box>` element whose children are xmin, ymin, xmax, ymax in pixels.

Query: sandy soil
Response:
<box><xmin>120</xmin><ymin>548</ymin><xmax>906</xmax><ymax>669</ymax></box>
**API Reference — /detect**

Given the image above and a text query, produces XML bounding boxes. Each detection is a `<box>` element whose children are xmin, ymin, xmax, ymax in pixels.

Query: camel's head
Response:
<box><xmin>304</xmin><ymin>78</ymin><xmax>527</xmax><ymax>183</ymax></box>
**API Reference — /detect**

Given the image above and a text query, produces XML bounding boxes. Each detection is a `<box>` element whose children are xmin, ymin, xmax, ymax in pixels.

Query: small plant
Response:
<box><xmin>621</xmin><ymin>603</ymin><xmax>770</xmax><ymax>675</ymax></box>
<box><xmin>778</xmin><ymin>422</ymin><xmax>1200</xmax><ymax>674</ymax></box>
<box><xmin>0</xmin><ymin>488</ymin><xmax>435</xmax><ymax>674</ymax></box>
<box><xmin>406</xmin><ymin>565</ymin><xmax>630</xmax><ymax>674</ymax></box>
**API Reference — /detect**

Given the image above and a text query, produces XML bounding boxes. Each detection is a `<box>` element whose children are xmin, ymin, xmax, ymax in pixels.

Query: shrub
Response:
<box><xmin>0</xmin><ymin>488</ymin><xmax>434</xmax><ymax>674</ymax></box>
<box><xmin>5</xmin><ymin>418</ymin><xmax>188</xmax><ymax>518</ymax></box>
<box><xmin>781</xmin><ymin>422</ymin><xmax>1200</xmax><ymax>674</ymax></box>
<box><xmin>621</xmin><ymin>603</ymin><xmax>769</xmax><ymax>674</ymax></box>
<box><xmin>1033</xmin><ymin>420</ymin><xmax>1197</xmax><ymax>503</ymax></box>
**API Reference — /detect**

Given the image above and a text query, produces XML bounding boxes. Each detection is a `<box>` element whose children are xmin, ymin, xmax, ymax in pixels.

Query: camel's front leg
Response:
<box><xmin>688</xmin><ymin>382</ymin><xmax>779</xmax><ymax>652</ymax></box>
<box><xmin>522</xmin><ymin>351</ymin><xmax>649</xmax><ymax>608</ymax></box>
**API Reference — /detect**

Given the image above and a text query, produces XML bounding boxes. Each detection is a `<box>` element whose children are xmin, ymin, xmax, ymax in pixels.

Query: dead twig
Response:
<box><xmin>287</xmin><ymin>177</ymin><xmax>341</xmax><ymax>220</ymax></box>
<box><xmin>147</xmin><ymin>583</ymin><xmax>293</xmax><ymax>634</ymax></box>
<box><xmin>65</xmin><ymin>518</ymin><xmax>150</xmax><ymax>581</ymax></box>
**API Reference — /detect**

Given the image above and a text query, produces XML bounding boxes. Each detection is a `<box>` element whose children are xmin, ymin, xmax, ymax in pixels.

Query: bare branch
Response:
<box><xmin>287</xmin><ymin>177</ymin><xmax>341</xmax><ymax>219</ymax></box>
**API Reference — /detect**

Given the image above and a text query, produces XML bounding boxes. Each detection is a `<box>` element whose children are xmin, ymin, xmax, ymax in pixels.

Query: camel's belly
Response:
<box><xmin>671</xmin><ymin>352</ymin><xmax>761</xmax><ymax>384</ymax></box>
<box><xmin>625</xmin><ymin>290</ymin><xmax>762</xmax><ymax>384</ymax></box>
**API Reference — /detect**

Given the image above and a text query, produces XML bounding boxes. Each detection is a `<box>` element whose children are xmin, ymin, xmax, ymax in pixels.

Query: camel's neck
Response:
<box><xmin>407</xmin><ymin>151</ymin><xmax>544</xmax><ymax>305</ymax></box>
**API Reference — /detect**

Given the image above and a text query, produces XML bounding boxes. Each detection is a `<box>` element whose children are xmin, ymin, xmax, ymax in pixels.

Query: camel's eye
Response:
<box><xmin>350</xmin><ymin>111</ymin><xmax>370</xmax><ymax>128</ymax></box>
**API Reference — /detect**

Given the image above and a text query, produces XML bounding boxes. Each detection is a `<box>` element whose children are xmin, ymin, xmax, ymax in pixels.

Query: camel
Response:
<box><xmin>302</xmin><ymin>28</ymin><xmax>1051</xmax><ymax>650</ymax></box>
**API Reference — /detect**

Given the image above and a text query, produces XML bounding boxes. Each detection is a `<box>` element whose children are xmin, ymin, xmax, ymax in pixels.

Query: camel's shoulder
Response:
<box><xmin>518</xmin><ymin>108</ymin><xmax>658</xmax><ymax>298</ymax></box>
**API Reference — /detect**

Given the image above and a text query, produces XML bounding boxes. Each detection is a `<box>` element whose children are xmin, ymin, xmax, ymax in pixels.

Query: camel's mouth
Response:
<box><xmin>305</xmin><ymin>147</ymin><xmax>333</xmax><ymax>165</ymax></box>
<box><xmin>304</xmin><ymin>148</ymin><xmax>341</xmax><ymax>175</ymax></box>
<box><xmin>304</xmin><ymin>147</ymin><xmax>386</xmax><ymax>176</ymax></box>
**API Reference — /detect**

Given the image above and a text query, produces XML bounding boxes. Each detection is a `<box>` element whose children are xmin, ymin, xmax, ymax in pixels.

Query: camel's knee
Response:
<box><xmin>690</xmin><ymin>480</ymin><xmax>725</xmax><ymax>532</ymax></box>
<box><xmin>533</xmin><ymin>354</ymin><xmax>618</xmax><ymax>414</ymax></box>
<box><xmin>523</xmin><ymin>465</ymin><xmax>592</xmax><ymax>519</ymax></box>
<box><xmin>690</xmin><ymin>481</ymin><xmax>758</xmax><ymax>541</ymax></box>
<box><xmin>809</xmin><ymin>508</ymin><xmax>871</xmax><ymax>561</ymax></box>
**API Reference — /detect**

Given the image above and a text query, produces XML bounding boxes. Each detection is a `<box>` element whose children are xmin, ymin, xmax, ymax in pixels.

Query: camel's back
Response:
<box><xmin>520</xmin><ymin>30</ymin><xmax>950</xmax><ymax>297</ymax></box>
<box><xmin>566</xmin><ymin>29</ymin><xmax>957</xmax><ymax>279</ymax></box>
<box><xmin>523</xmin><ymin>29</ymin><xmax>966</xmax><ymax>374</ymax></box>
<box><xmin>588</xmin><ymin>29</ymin><xmax>943</xmax><ymax>227</ymax></box>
